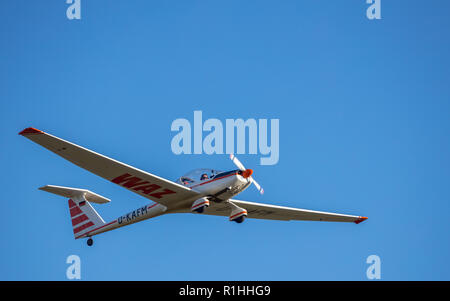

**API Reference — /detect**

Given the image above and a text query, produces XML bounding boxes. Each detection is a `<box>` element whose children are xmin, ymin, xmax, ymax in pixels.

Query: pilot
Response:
<box><xmin>181</xmin><ymin>177</ymin><xmax>192</xmax><ymax>186</ymax></box>
<box><xmin>200</xmin><ymin>173</ymin><xmax>209</xmax><ymax>181</ymax></box>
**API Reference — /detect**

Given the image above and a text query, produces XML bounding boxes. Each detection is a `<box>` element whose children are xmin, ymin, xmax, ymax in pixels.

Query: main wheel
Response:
<box><xmin>193</xmin><ymin>207</ymin><xmax>205</xmax><ymax>213</ymax></box>
<box><xmin>87</xmin><ymin>238</ymin><xmax>93</xmax><ymax>246</ymax></box>
<box><xmin>234</xmin><ymin>216</ymin><xmax>245</xmax><ymax>223</ymax></box>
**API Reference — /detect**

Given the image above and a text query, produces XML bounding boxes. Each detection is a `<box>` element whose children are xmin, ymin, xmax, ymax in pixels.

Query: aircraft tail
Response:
<box><xmin>39</xmin><ymin>185</ymin><xmax>109</xmax><ymax>238</ymax></box>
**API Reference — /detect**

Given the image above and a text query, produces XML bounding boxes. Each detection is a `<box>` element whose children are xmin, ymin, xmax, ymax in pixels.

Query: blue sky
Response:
<box><xmin>1</xmin><ymin>0</ymin><xmax>449</xmax><ymax>280</ymax></box>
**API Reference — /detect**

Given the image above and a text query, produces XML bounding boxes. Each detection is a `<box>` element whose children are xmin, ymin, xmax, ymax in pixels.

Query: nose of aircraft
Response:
<box><xmin>241</xmin><ymin>169</ymin><xmax>253</xmax><ymax>178</ymax></box>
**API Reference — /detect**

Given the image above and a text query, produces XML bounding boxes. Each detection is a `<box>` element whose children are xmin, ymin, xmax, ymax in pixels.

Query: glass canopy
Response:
<box><xmin>176</xmin><ymin>168</ymin><xmax>223</xmax><ymax>186</ymax></box>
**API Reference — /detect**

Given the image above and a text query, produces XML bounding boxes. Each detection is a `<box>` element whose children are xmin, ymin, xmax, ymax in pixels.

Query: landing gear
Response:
<box><xmin>193</xmin><ymin>207</ymin><xmax>205</xmax><ymax>213</ymax></box>
<box><xmin>233</xmin><ymin>216</ymin><xmax>245</xmax><ymax>223</ymax></box>
<box><xmin>227</xmin><ymin>200</ymin><xmax>247</xmax><ymax>224</ymax></box>
<box><xmin>87</xmin><ymin>238</ymin><xmax>93</xmax><ymax>246</ymax></box>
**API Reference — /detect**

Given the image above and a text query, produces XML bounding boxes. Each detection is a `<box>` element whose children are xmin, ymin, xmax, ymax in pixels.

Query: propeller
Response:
<box><xmin>229</xmin><ymin>154</ymin><xmax>264</xmax><ymax>195</ymax></box>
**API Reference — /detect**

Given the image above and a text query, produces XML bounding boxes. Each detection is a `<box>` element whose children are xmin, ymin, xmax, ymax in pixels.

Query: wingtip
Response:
<box><xmin>19</xmin><ymin>127</ymin><xmax>43</xmax><ymax>136</ymax></box>
<box><xmin>355</xmin><ymin>216</ymin><xmax>368</xmax><ymax>224</ymax></box>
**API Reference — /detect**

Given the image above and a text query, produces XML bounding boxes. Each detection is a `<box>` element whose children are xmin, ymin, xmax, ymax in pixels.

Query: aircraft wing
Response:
<box><xmin>19</xmin><ymin>127</ymin><xmax>200</xmax><ymax>208</ymax></box>
<box><xmin>201</xmin><ymin>199</ymin><xmax>368</xmax><ymax>223</ymax></box>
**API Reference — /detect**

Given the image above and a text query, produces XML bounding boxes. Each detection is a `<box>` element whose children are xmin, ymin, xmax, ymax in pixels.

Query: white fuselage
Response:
<box><xmin>81</xmin><ymin>170</ymin><xmax>251</xmax><ymax>239</ymax></box>
<box><xmin>188</xmin><ymin>171</ymin><xmax>251</xmax><ymax>200</ymax></box>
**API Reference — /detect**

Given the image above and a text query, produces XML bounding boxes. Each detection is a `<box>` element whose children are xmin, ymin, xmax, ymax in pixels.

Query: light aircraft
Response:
<box><xmin>19</xmin><ymin>127</ymin><xmax>367</xmax><ymax>246</ymax></box>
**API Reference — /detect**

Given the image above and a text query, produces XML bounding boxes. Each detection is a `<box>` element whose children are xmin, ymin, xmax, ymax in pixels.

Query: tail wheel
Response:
<box><xmin>87</xmin><ymin>238</ymin><xmax>93</xmax><ymax>246</ymax></box>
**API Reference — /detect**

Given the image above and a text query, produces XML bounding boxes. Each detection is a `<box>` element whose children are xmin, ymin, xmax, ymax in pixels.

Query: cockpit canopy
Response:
<box><xmin>176</xmin><ymin>168</ymin><xmax>223</xmax><ymax>186</ymax></box>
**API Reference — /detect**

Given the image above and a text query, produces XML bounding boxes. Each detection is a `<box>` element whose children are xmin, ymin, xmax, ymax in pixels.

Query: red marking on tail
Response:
<box><xmin>70</xmin><ymin>206</ymin><xmax>82</xmax><ymax>217</ymax></box>
<box><xmin>73</xmin><ymin>222</ymin><xmax>94</xmax><ymax>234</ymax></box>
<box><xmin>68</xmin><ymin>199</ymin><xmax>76</xmax><ymax>208</ymax></box>
<box><xmin>72</xmin><ymin>214</ymin><xmax>89</xmax><ymax>226</ymax></box>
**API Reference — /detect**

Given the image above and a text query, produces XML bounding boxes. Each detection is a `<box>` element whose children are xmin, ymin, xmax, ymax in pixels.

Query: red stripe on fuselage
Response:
<box><xmin>74</xmin><ymin>203</ymin><xmax>160</xmax><ymax>239</ymax></box>
<box><xmin>75</xmin><ymin>220</ymin><xmax>116</xmax><ymax>239</ymax></box>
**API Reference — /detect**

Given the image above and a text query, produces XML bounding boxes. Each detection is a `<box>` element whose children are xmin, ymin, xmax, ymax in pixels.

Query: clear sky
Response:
<box><xmin>1</xmin><ymin>0</ymin><xmax>449</xmax><ymax>280</ymax></box>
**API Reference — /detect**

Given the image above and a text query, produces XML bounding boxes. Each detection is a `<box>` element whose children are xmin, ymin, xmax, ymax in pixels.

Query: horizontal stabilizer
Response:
<box><xmin>39</xmin><ymin>185</ymin><xmax>111</xmax><ymax>204</ymax></box>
